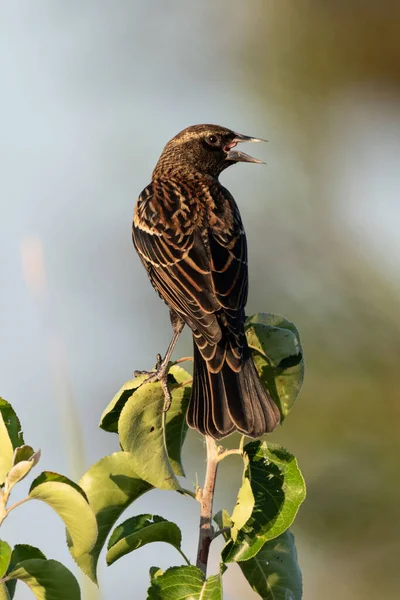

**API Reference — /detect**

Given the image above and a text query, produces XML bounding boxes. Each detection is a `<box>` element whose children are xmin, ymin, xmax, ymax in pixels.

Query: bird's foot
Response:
<box><xmin>134</xmin><ymin>354</ymin><xmax>172</xmax><ymax>412</ymax></box>
<box><xmin>134</xmin><ymin>353</ymin><xmax>163</xmax><ymax>381</ymax></box>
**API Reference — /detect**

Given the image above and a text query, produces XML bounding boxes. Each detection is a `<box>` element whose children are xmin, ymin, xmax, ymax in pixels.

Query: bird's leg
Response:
<box><xmin>134</xmin><ymin>311</ymin><xmax>185</xmax><ymax>411</ymax></box>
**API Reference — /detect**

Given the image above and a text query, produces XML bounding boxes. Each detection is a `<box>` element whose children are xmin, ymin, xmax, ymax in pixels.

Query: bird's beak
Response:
<box><xmin>224</xmin><ymin>132</ymin><xmax>267</xmax><ymax>164</ymax></box>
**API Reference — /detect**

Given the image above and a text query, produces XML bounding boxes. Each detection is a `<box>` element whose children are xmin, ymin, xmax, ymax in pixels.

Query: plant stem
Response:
<box><xmin>180</xmin><ymin>487</ymin><xmax>197</xmax><ymax>500</ymax></box>
<box><xmin>178</xmin><ymin>548</ymin><xmax>191</xmax><ymax>566</ymax></box>
<box><xmin>218</xmin><ymin>448</ymin><xmax>242</xmax><ymax>462</ymax></box>
<box><xmin>196</xmin><ymin>435</ymin><xmax>219</xmax><ymax>576</ymax></box>
<box><xmin>0</xmin><ymin>496</ymin><xmax>32</xmax><ymax>526</ymax></box>
<box><xmin>174</xmin><ymin>356</ymin><xmax>194</xmax><ymax>364</ymax></box>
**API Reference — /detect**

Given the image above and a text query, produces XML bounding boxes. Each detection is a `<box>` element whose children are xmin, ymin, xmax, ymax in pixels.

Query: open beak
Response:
<box><xmin>224</xmin><ymin>132</ymin><xmax>267</xmax><ymax>164</ymax></box>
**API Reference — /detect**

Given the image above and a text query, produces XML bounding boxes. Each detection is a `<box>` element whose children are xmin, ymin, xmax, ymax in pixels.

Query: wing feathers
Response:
<box><xmin>133</xmin><ymin>178</ymin><xmax>249</xmax><ymax>378</ymax></box>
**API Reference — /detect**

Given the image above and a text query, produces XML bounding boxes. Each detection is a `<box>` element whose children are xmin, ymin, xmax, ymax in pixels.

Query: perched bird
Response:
<box><xmin>132</xmin><ymin>124</ymin><xmax>280</xmax><ymax>439</ymax></box>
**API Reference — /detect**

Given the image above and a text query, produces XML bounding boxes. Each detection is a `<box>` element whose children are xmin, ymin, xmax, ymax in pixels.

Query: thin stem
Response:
<box><xmin>178</xmin><ymin>548</ymin><xmax>191</xmax><ymax>566</ymax></box>
<box><xmin>174</xmin><ymin>356</ymin><xmax>194</xmax><ymax>364</ymax></box>
<box><xmin>0</xmin><ymin>496</ymin><xmax>32</xmax><ymax>526</ymax></box>
<box><xmin>217</xmin><ymin>448</ymin><xmax>242</xmax><ymax>462</ymax></box>
<box><xmin>175</xmin><ymin>378</ymin><xmax>193</xmax><ymax>389</ymax></box>
<box><xmin>0</xmin><ymin>504</ymin><xmax>6</xmax><ymax>527</ymax></box>
<box><xmin>196</xmin><ymin>435</ymin><xmax>219</xmax><ymax>576</ymax></box>
<box><xmin>180</xmin><ymin>487</ymin><xmax>197</xmax><ymax>500</ymax></box>
<box><xmin>6</xmin><ymin>496</ymin><xmax>32</xmax><ymax>514</ymax></box>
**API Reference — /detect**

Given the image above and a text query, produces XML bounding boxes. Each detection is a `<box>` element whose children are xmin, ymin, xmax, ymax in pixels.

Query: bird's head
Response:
<box><xmin>153</xmin><ymin>124</ymin><xmax>266</xmax><ymax>178</ymax></box>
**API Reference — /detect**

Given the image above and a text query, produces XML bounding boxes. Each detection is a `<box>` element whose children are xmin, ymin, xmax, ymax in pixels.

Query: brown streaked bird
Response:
<box><xmin>132</xmin><ymin>124</ymin><xmax>280</xmax><ymax>439</ymax></box>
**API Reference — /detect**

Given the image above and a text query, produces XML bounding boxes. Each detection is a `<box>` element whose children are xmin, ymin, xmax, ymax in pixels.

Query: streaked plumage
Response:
<box><xmin>132</xmin><ymin>124</ymin><xmax>280</xmax><ymax>439</ymax></box>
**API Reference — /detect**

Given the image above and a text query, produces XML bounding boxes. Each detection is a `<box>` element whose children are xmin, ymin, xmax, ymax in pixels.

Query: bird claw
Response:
<box><xmin>161</xmin><ymin>378</ymin><xmax>172</xmax><ymax>413</ymax></box>
<box><xmin>134</xmin><ymin>354</ymin><xmax>172</xmax><ymax>413</ymax></box>
<box><xmin>134</xmin><ymin>353</ymin><xmax>163</xmax><ymax>379</ymax></box>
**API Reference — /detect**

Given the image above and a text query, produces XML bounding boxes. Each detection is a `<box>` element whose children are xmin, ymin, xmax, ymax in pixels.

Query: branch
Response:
<box><xmin>196</xmin><ymin>435</ymin><xmax>219</xmax><ymax>575</ymax></box>
<box><xmin>0</xmin><ymin>496</ymin><xmax>32</xmax><ymax>526</ymax></box>
<box><xmin>174</xmin><ymin>356</ymin><xmax>194</xmax><ymax>364</ymax></box>
<box><xmin>179</xmin><ymin>487</ymin><xmax>197</xmax><ymax>500</ymax></box>
<box><xmin>218</xmin><ymin>448</ymin><xmax>242</xmax><ymax>462</ymax></box>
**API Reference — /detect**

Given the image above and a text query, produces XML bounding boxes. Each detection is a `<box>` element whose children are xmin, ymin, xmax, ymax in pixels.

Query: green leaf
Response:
<box><xmin>245</xmin><ymin>313</ymin><xmax>304</xmax><ymax>420</ymax></box>
<box><xmin>230</xmin><ymin>477</ymin><xmax>254</xmax><ymax>542</ymax></box>
<box><xmin>0</xmin><ymin>400</ymin><xmax>24</xmax><ymax>486</ymax></box>
<box><xmin>222</xmin><ymin>442</ymin><xmax>306</xmax><ymax>563</ymax></box>
<box><xmin>149</xmin><ymin>566</ymin><xmax>163</xmax><ymax>580</ymax></box>
<box><xmin>0</xmin><ymin>541</ymin><xmax>12</xmax><ymax>578</ymax></box>
<box><xmin>213</xmin><ymin>508</ymin><xmax>232</xmax><ymax>532</ymax></box>
<box><xmin>99</xmin><ymin>375</ymin><xmax>147</xmax><ymax>433</ymax></box>
<box><xmin>28</xmin><ymin>472</ymin><xmax>97</xmax><ymax>559</ymax></box>
<box><xmin>0</xmin><ymin>585</ymin><xmax>10</xmax><ymax>600</ymax></box>
<box><xmin>106</xmin><ymin>514</ymin><xmax>183</xmax><ymax>566</ymax></box>
<box><xmin>163</xmin><ymin>365</ymin><xmax>191</xmax><ymax>477</ymax></box>
<box><xmin>118</xmin><ymin>366</ymin><xmax>187</xmax><ymax>490</ymax></box>
<box><xmin>200</xmin><ymin>574</ymin><xmax>223</xmax><ymax>599</ymax></box>
<box><xmin>7</xmin><ymin>545</ymin><xmax>46</xmax><ymax>565</ymax></box>
<box><xmin>102</xmin><ymin>364</ymin><xmax>191</xmax><ymax>478</ymax></box>
<box><xmin>5</xmin><ymin>545</ymin><xmax>47</xmax><ymax>600</ymax></box>
<box><xmin>5</xmin><ymin>448</ymin><xmax>40</xmax><ymax>492</ymax></box>
<box><xmin>6</xmin><ymin>462</ymin><xmax>35</xmax><ymax>491</ymax></box>
<box><xmin>147</xmin><ymin>566</ymin><xmax>222</xmax><ymax>600</ymax></box>
<box><xmin>239</xmin><ymin>530</ymin><xmax>302</xmax><ymax>600</ymax></box>
<box><xmin>4</xmin><ymin>559</ymin><xmax>80</xmax><ymax>600</ymax></box>
<box><xmin>12</xmin><ymin>446</ymin><xmax>36</xmax><ymax>465</ymax></box>
<box><xmin>0</xmin><ymin>400</ymin><xmax>24</xmax><ymax>448</ymax></box>
<box><xmin>74</xmin><ymin>452</ymin><xmax>152</xmax><ymax>583</ymax></box>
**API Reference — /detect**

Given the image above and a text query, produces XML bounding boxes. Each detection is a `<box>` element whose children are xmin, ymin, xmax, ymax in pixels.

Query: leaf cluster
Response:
<box><xmin>0</xmin><ymin>399</ymin><xmax>96</xmax><ymax>599</ymax></box>
<box><xmin>0</xmin><ymin>313</ymin><xmax>305</xmax><ymax>599</ymax></box>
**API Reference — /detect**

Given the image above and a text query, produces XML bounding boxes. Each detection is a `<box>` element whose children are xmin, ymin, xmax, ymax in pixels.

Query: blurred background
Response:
<box><xmin>1</xmin><ymin>1</ymin><xmax>399</xmax><ymax>598</ymax></box>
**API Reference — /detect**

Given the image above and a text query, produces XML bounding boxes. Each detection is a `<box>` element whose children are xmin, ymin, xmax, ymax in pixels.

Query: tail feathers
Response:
<box><xmin>187</xmin><ymin>343</ymin><xmax>280</xmax><ymax>440</ymax></box>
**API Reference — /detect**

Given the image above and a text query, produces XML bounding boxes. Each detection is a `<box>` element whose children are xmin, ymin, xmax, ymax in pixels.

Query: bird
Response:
<box><xmin>132</xmin><ymin>124</ymin><xmax>280</xmax><ymax>439</ymax></box>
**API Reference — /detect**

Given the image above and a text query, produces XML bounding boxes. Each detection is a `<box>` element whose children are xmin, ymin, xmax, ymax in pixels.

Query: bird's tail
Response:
<box><xmin>187</xmin><ymin>340</ymin><xmax>280</xmax><ymax>439</ymax></box>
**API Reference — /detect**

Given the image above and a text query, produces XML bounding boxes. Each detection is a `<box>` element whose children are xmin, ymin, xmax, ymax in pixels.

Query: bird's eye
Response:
<box><xmin>207</xmin><ymin>135</ymin><xmax>218</xmax><ymax>145</ymax></box>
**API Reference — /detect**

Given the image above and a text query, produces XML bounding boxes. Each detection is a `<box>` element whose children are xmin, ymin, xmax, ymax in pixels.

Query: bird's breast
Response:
<box><xmin>135</xmin><ymin>176</ymin><xmax>235</xmax><ymax>240</ymax></box>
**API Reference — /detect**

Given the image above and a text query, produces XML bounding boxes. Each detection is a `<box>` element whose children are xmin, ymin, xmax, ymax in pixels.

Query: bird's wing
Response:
<box><xmin>204</xmin><ymin>190</ymin><xmax>248</xmax><ymax>372</ymax></box>
<box><xmin>132</xmin><ymin>182</ymin><xmax>248</xmax><ymax>357</ymax></box>
<box><xmin>132</xmin><ymin>183</ymin><xmax>220</xmax><ymax>343</ymax></box>
<box><xmin>208</xmin><ymin>191</ymin><xmax>248</xmax><ymax>312</ymax></box>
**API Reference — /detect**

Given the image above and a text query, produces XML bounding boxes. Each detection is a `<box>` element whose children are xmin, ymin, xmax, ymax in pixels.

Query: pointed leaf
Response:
<box><xmin>4</xmin><ymin>559</ymin><xmax>80</xmax><ymax>600</ymax></box>
<box><xmin>99</xmin><ymin>374</ymin><xmax>147</xmax><ymax>433</ymax></box>
<box><xmin>5</xmin><ymin>461</ymin><xmax>35</xmax><ymax>493</ymax></box>
<box><xmin>5</xmin><ymin>545</ymin><xmax>47</xmax><ymax>600</ymax></box>
<box><xmin>147</xmin><ymin>566</ymin><xmax>222</xmax><ymax>600</ymax></box>
<box><xmin>0</xmin><ymin>400</ymin><xmax>24</xmax><ymax>485</ymax></box>
<box><xmin>29</xmin><ymin>472</ymin><xmax>97</xmax><ymax>558</ymax></box>
<box><xmin>5</xmin><ymin>461</ymin><xmax>33</xmax><ymax>489</ymax></box>
<box><xmin>12</xmin><ymin>446</ymin><xmax>40</xmax><ymax>467</ymax></box>
<box><xmin>7</xmin><ymin>545</ymin><xmax>46</xmax><ymax>565</ymax></box>
<box><xmin>213</xmin><ymin>508</ymin><xmax>232</xmax><ymax>532</ymax></box>
<box><xmin>239</xmin><ymin>530</ymin><xmax>302</xmax><ymax>600</ymax></box>
<box><xmin>0</xmin><ymin>400</ymin><xmax>24</xmax><ymax>448</ymax></box>
<box><xmin>0</xmin><ymin>541</ymin><xmax>12</xmax><ymax>578</ymax></box>
<box><xmin>118</xmin><ymin>369</ymin><xmax>184</xmax><ymax>490</ymax></box>
<box><xmin>149</xmin><ymin>566</ymin><xmax>163</xmax><ymax>580</ymax></box>
<box><xmin>74</xmin><ymin>452</ymin><xmax>152</xmax><ymax>583</ymax></box>
<box><xmin>222</xmin><ymin>442</ymin><xmax>306</xmax><ymax>563</ymax></box>
<box><xmin>5</xmin><ymin>448</ymin><xmax>40</xmax><ymax>492</ymax></box>
<box><xmin>245</xmin><ymin>313</ymin><xmax>304</xmax><ymax>419</ymax></box>
<box><xmin>106</xmin><ymin>514</ymin><xmax>182</xmax><ymax>566</ymax></box>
